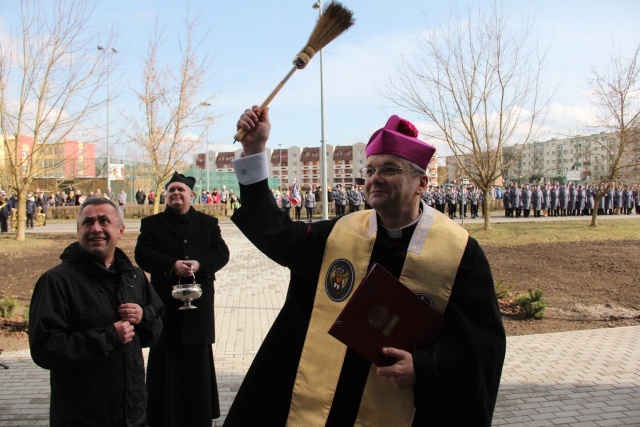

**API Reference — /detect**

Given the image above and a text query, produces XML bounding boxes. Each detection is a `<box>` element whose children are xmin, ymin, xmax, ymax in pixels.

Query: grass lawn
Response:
<box><xmin>466</xmin><ymin>218</ymin><xmax>640</xmax><ymax>246</ymax></box>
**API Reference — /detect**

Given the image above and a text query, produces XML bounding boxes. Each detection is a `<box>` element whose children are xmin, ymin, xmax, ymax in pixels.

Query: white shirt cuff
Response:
<box><xmin>232</xmin><ymin>151</ymin><xmax>269</xmax><ymax>185</ymax></box>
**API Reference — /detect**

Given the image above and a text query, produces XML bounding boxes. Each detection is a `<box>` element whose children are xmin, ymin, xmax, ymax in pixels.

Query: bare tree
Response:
<box><xmin>0</xmin><ymin>0</ymin><xmax>112</xmax><ymax>241</ymax></box>
<box><xmin>381</xmin><ymin>2</ymin><xmax>550</xmax><ymax>230</ymax></box>
<box><xmin>586</xmin><ymin>44</ymin><xmax>640</xmax><ymax>227</ymax></box>
<box><xmin>126</xmin><ymin>12</ymin><xmax>214</xmax><ymax>214</ymax></box>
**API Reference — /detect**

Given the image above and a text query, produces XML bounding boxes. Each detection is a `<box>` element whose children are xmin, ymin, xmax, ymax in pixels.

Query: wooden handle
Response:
<box><xmin>234</xmin><ymin>66</ymin><xmax>298</xmax><ymax>142</ymax></box>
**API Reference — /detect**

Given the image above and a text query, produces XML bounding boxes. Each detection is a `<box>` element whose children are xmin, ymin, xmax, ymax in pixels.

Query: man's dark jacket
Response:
<box><xmin>135</xmin><ymin>206</ymin><xmax>230</xmax><ymax>346</ymax></box>
<box><xmin>29</xmin><ymin>243</ymin><xmax>164</xmax><ymax>427</ymax></box>
<box><xmin>135</xmin><ymin>191</ymin><xmax>146</xmax><ymax>205</ymax></box>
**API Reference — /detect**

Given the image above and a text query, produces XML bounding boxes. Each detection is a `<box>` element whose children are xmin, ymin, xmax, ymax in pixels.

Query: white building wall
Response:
<box><xmin>513</xmin><ymin>132</ymin><xmax>616</xmax><ymax>183</ymax></box>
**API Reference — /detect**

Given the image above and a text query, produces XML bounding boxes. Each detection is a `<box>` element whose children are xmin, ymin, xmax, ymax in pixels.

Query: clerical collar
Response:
<box><xmin>383</xmin><ymin>209</ymin><xmax>423</xmax><ymax>238</ymax></box>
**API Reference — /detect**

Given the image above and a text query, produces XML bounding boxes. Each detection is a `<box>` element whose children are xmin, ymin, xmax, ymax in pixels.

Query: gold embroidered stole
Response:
<box><xmin>286</xmin><ymin>206</ymin><xmax>469</xmax><ymax>427</ymax></box>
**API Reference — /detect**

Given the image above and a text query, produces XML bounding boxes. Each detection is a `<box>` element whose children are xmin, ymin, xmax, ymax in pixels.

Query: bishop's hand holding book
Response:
<box><xmin>329</xmin><ymin>263</ymin><xmax>445</xmax><ymax>367</ymax></box>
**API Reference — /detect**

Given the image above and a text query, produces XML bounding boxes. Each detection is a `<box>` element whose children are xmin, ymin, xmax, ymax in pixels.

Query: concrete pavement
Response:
<box><xmin>1</xmin><ymin>219</ymin><xmax>639</xmax><ymax>426</ymax></box>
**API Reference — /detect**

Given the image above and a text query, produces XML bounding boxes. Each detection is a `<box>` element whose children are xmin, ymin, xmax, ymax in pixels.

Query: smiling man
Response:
<box><xmin>224</xmin><ymin>106</ymin><xmax>506</xmax><ymax>427</ymax></box>
<box><xmin>29</xmin><ymin>197</ymin><xmax>164</xmax><ymax>427</ymax></box>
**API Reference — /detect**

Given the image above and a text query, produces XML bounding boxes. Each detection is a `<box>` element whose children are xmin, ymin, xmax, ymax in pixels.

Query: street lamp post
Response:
<box><xmin>278</xmin><ymin>143</ymin><xmax>282</xmax><ymax>187</ymax></box>
<box><xmin>205</xmin><ymin>143</ymin><xmax>211</xmax><ymax>192</ymax></box>
<box><xmin>313</xmin><ymin>0</ymin><xmax>329</xmax><ymax>220</ymax></box>
<box><xmin>98</xmin><ymin>46</ymin><xmax>117</xmax><ymax>192</ymax></box>
<box><xmin>200</xmin><ymin>102</ymin><xmax>212</xmax><ymax>192</ymax></box>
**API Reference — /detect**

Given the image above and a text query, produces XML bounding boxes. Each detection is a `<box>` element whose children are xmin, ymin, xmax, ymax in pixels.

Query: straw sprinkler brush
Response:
<box><xmin>233</xmin><ymin>1</ymin><xmax>355</xmax><ymax>143</ymax></box>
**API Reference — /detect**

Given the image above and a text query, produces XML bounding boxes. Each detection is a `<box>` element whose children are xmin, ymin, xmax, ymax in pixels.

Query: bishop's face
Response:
<box><xmin>363</xmin><ymin>154</ymin><xmax>426</xmax><ymax>226</ymax></box>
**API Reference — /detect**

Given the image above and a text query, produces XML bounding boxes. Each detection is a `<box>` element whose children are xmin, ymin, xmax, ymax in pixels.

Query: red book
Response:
<box><xmin>328</xmin><ymin>263</ymin><xmax>445</xmax><ymax>366</ymax></box>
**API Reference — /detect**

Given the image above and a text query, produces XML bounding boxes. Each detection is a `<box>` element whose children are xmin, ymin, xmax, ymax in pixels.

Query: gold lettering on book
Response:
<box><xmin>382</xmin><ymin>314</ymin><xmax>400</xmax><ymax>337</ymax></box>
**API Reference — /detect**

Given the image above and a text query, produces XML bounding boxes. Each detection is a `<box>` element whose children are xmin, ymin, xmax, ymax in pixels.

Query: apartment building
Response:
<box><xmin>1</xmin><ymin>135</ymin><xmax>97</xmax><ymax>180</ymax></box>
<box><xmin>505</xmin><ymin>132</ymin><xmax>620</xmax><ymax>183</ymax></box>
<box><xmin>195</xmin><ymin>141</ymin><xmax>439</xmax><ymax>190</ymax></box>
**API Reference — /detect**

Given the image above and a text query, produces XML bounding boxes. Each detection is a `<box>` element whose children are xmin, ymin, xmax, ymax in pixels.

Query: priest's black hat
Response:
<box><xmin>165</xmin><ymin>171</ymin><xmax>196</xmax><ymax>190</ymax></box>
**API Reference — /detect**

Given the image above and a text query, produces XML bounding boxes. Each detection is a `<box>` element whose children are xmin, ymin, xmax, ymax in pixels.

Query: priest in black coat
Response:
<box><xmin>224</xmin><ymin>106</ymin><xmax>506</xmax><ymax>427</ymax></box>
<box><xmin>135</xmin><ymin>172</ymin><xmax>230</xmax><ymax>427</ymax></box>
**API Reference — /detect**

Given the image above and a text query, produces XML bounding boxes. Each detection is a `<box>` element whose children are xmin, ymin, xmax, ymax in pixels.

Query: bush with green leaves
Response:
<box><xmin>23</xmin><ymin>306</ymin><xmax>30</xmax><ymax>327</ymax></box>
<box><xmin>515</xmin><ymin>289</ymin><xmax>547</xmax><ymax>320</ymax></box>
<box><xmin>0</xmin><ymin>296</ymin><xmax>19</xmax><ymax>319</ymax></box>
<box><xmin>494</xmin><ymin>279</ymin><xmax>511</xmax><ymax>300</ymax></box>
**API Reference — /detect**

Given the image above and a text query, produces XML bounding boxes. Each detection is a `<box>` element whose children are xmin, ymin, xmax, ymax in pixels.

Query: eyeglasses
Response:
<box><xmin>359</xmin><ymin>166</ymin><xmax>417</xmax><ymax>178</ymax></box>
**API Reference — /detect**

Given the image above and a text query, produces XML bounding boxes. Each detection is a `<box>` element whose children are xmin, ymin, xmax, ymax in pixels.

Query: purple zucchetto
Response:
<box><xmin>165</xmin><ymin>171</ymin><xmax>196</xmax><ymax>190</ymax></box>
<box><xmin>365</xmin><ymin>115</ymin><xmax>435</xmax><ymax>169</ymax></box>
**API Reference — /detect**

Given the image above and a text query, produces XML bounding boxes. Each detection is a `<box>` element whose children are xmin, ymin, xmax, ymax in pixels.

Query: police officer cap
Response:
<box><xmin>165</xmin><ymin>171</ymin><xmax>196</xmax><ymax>190</ymax></box>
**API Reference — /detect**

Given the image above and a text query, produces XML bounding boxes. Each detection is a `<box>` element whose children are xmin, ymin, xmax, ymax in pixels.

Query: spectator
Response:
<box><xmin>304</xmin><ymin>188</ymin><xmax>315</xmax><ymax>223</ymax></box>
<box><xmin>135</xmin><ymin>188</ymin><xmax>146</xmax><ymax>205</ymax></box>
<box><xmin>36</xmin><ymin>192</ymin><xmax>48</xmax><ymax>226</ymax></box>
<box><xmin>29</xmin><ymin>197</ymin><xmax>163</xmax><ymax>426</ymax></box>
<box><xmin>54</xmin><ymin>190</ymin><xmax>64</xmax><ymax>207</ymax></box>
<box><xmin>231</xmin><ymin>193</ymin><xmax>241</xmax><ymax>214</ymax></box>
<box><xmin>220</xmin><ymin>185</ymin><xmax>229</xmax><ymax>215</ymax></box>
<box><xmin>26</xmin><ymin>193</ymin><xmax>36</xmax><ymax>229</ymax></box>
<box><xmin>106</xmin><ymin>187</ymin><xmax>115</xmax><ymax>202</ymax></box>
<box><xmin>0</xmin><ymin>191</ymin><xmax>9</xmax><ymax>233</ymax></box>
<box><xmin>280</xmin><ymin>189</ymin><xmax>291</xmax><ymax>218</ymax></box>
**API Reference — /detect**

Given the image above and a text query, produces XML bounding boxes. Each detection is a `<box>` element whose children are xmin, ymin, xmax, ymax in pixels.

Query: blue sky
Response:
<box><xmin>3</xmin><ymin>0</ymin><xmax>640</xmax><ymax>159</ymax></box>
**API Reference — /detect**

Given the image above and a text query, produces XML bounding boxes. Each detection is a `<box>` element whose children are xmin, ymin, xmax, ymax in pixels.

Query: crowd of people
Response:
<box><xmin>4</xmin><ymin>180</ymin><xmax>636</xmax><ymax>233</ymax></box>
<box><xmin>418</xmin><ymin>182</ymin><xmax>640</xmax><ymax>220</ymax></box>
<box><xmin>264</xmin><ymin>178</ymin><xmax>640</xmax><ymax>226</ymax></box>
<box><xmin>0</xmin><ymin>183</ymin><xmax>250</xmax><ymax>233</ymax></box>
<box><xmin>271</xmin><ymin>182</ymin><xmax>369</xmax><ymax>222</ymax></box>
<box><xmin>0</xmin><ymin>187</ymin><xmax>171</xmax><ymax>232</ymax></box>
<box><xmin>1</xmin><ymin>189</ymin><xmax>54</xmax><ymax>230</ymax></box>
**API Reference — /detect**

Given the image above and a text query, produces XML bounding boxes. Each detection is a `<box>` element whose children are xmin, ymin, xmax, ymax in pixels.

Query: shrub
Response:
<box><xmin>23</xmin><ymin>306</ymin><xmax>30</xmax><ymax>328</ymax></box>
<box><xmin>515</xmin><ymin>288</ymin><xmax>547</xmax><ymax>320</ymax></box>
<box><xmin>0</xmin><ymin>296</ymin><xmax>19</xmax><ymax>318</ymax></box>
<box><xmin>494</xmin><ymin>279</ymin><xmax>511</xmax><ymax>300</ymax></box>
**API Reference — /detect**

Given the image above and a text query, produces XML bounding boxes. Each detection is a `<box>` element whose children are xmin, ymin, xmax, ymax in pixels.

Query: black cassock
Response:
<box><xmin>135</xmin><ymin>206</ymin><xmax>229</xmax><ymax>427</ymax></box>
<box><xmin>224</xmin><ymin>180</ymin><xmax>506</xmax><ymax>427</ymax></box>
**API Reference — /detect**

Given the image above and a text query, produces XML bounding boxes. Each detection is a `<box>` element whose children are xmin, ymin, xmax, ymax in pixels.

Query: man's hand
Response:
<box><xmin>117</xmin><ymin>303</ymin><xmax>143</xmax><ymax>325</ymax></box>
<box><xmin>173</xmin><ymin>260</ymin><xmax>196</xmax><ymax>277</ymax></box>
<box><xmin>375</xmin><ymin>347</ymin><xmax>416</xmax><ymax>390</ymax></box>
<box><xmin>185</xmin><ymin>260</ymin><xmax>200</xmax><ymax>274</ymax></box>
<box><xmin>114</xmin><ymin>320</ymin><xmax>135</xmax><ymax>344</ymax></box>
<box><xmin>236</xmin><ymin>105</ymin><xmax>271</xmax><ymax>156</ymax></box>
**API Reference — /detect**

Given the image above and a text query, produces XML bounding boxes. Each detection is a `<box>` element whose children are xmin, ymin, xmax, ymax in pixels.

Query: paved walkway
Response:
<box><xmin>1</xmin><ymin>221</ymin><xmax>639</xmax><ymax>426</ymax></box>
